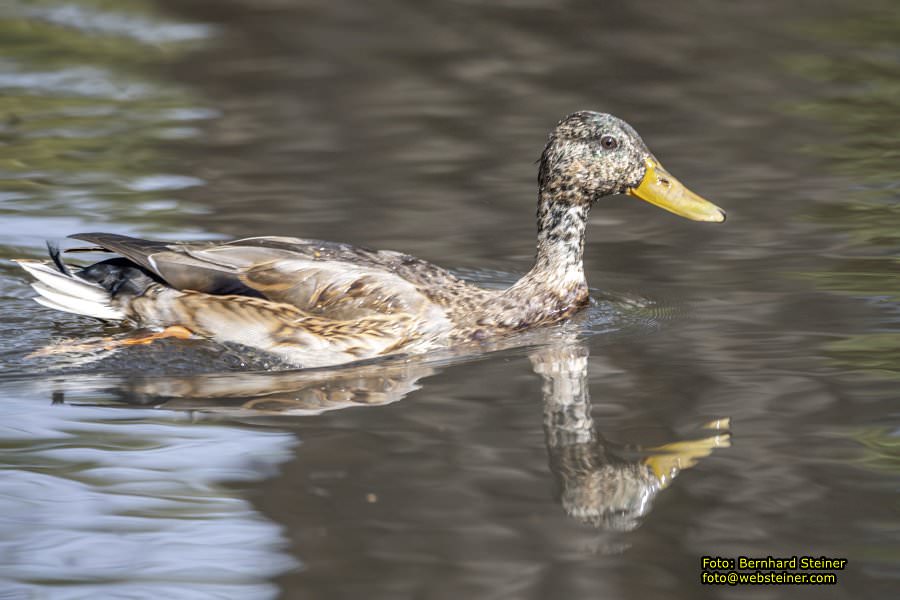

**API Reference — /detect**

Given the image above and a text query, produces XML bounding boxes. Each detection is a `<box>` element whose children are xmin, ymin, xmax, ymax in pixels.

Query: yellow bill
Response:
<box><xmin>626</xmin><ymin>159</ymin><xmax>726</xmax><ymax>222</ymax></box>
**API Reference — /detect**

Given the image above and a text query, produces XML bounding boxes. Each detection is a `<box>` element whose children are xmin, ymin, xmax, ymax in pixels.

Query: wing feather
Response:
<box><xmin>67</xmin><ymin>234</ymin><xmax>453</xmax><ymax>321</ymax></box>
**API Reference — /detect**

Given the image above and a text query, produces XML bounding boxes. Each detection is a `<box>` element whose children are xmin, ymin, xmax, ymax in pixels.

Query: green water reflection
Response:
<box><xmin>0</xmin><ymin>0</ymin><xmax>214</xmax><ymax>243</ymax></box>
<box><xmin>785</xmin><ymin>3</ymin><xmax>900</xmax><ymax>382</ymax></box>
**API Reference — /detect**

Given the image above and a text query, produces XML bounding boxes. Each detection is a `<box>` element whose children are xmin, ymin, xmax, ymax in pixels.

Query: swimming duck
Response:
<box><xmin>15</xmin><ymin>111</ymin><xmax>725</xmax><ymax>367</ymax></box>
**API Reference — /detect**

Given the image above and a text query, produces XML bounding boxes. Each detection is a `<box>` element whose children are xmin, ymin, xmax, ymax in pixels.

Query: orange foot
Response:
<box><xmin>28</xmin><ymin>325</ymin><xmax>194</xmax><ymax>358</ymax></box>
<box><xmin>114</xmin><ymin>325</ymin><xmax>193</xmax><ymax>347</ymax></box>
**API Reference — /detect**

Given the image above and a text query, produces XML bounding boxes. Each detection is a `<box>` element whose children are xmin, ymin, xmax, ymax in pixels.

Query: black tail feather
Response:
<box><xmin>78</xmin><ymin>258</ymin><xmax>163</xmax><ymax>299</ymax></box>
<box><xmin>46</xmin><ymin>241</ymin><xmax>72</xmax><ymax>277</ymax></box>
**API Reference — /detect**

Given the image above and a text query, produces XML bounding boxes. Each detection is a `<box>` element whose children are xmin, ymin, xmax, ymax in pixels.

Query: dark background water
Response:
<box><xmin>0</xmin><ymin>0</ymin><xmax>897</xmax><ymax>598</ymax></box>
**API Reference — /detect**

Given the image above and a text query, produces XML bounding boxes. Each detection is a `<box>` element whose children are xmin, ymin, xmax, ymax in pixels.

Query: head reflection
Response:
<box><xmin>531</xmin><ymin>342</ymin><xmax>730</xmax><ymax>530</ymax></box>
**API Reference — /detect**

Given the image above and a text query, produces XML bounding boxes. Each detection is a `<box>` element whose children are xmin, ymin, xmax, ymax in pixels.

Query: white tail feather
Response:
<box><xmin>19</xmin><ymin>261</ymin><xmax>109</xmax><ymax>302</ymax></box>
<box><xmin>16</xmin><ymin>260</ymin><xmax>125</xmax><ymax>321</ymax></box>
<box><xmin>33</xmin><ymin>294</ymin><xmax>87</xmax><ymax>314</ymax></box>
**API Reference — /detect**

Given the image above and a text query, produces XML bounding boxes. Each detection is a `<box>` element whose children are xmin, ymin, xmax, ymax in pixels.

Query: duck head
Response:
<box><xmin>539</xmin><ymin>111</ymin><xmax>726</xmax><ymax>222</ymax></box>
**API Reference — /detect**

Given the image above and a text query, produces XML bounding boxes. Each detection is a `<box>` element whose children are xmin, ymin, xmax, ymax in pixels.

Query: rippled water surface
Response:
<box><xmin>0</xmin><ymin>1</ymin><xmax>897</xmax><ymax>598</ymax></box>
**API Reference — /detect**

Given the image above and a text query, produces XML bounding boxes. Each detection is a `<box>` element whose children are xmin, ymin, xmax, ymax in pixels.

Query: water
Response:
<box><xmin>0</xmin><ymin>0</ymin><xmax>897</xmax><ymax>598</ymax></box>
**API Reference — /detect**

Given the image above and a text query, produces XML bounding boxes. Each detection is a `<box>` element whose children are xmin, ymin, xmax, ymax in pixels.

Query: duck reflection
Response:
<box><xmin>104</xmin><ymin>359</ymin><xmax>435</xmax><ymax>417</ymax></box>
<box><xmin>531</xmin><ymin>342</ymin><xmax>730</xmax><ymax>530</ymax></box>
<box><xmin>56</xmin><ymin>338</ymin><xmax>729</xmax><ymax>530</ymax></box>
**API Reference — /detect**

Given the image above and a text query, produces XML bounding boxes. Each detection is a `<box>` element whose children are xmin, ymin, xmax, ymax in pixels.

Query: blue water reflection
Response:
<box><xmin>0</xmin><ymin>390</ymin><xmax>298</xmax><ymax>598</ymax></box>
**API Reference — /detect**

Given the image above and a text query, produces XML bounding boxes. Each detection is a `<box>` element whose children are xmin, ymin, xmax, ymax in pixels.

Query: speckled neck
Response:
<box><xmin>496</xmin><ymin>190</ymin><xmax>590</xmax><ymax>325</ymax></box>
<box><xmin>531</xmin><ymin>190</ymin><xmax>589</xmax><ymax>288</ymax></box>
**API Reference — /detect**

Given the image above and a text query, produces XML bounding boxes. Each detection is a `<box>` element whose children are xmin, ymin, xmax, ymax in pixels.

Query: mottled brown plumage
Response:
<box><xmin>16</xmin><ymin>112</ymin><xmax>725</xmax><ymax>367</ymax></box>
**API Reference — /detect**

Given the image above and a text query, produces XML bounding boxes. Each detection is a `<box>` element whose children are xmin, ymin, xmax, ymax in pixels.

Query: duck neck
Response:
<box><xmin>489</xmin><ymin>190</ymin><xmax>591</xmax><ymax>329</ymax></box>
<box><xmin>526</xmin><ymin>191</ymin><xmax>590</xmax><ymax>293</ymax></box>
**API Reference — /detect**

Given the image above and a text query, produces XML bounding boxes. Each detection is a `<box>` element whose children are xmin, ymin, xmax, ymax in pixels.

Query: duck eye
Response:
<box><xmin>600</xmin><ymin>135</ymin><xmax>618</xmax><ymax>150</ymax></box>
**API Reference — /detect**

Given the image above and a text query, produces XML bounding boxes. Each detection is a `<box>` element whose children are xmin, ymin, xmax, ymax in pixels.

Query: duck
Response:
<box><xmin>15</xmin><ymin>111</ymin><xmax>725</xmax><ymax>368</ymax></box>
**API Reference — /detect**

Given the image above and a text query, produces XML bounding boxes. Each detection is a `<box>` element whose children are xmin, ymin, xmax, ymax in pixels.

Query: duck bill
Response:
<box><xmin>626</xmin><ymin>159</ymin><xmax>726</xmax><ymax>222</ymax></box>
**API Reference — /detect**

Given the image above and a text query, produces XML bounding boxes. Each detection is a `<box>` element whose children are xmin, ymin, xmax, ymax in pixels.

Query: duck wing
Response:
<box><xmin>69</xmin><ymin>233</ymin><xmax>460</xmax><ymax>320</ymax></box>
